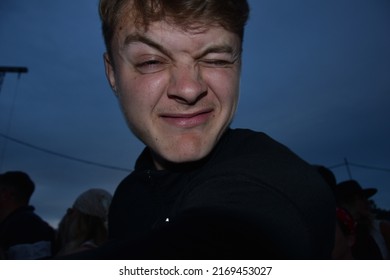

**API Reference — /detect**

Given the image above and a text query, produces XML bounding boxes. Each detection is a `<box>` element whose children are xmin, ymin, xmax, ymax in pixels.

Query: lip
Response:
<box><xmin>160</xmin><ymin>109</ymin><xmax>213</xmax><ymax>128</ymax></box>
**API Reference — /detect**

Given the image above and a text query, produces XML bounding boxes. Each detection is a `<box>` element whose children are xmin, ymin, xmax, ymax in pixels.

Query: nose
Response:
<box><xmin>167</xmin><ymin>63</ymin><xmax>207</xmax><ymax>105</ymax></box>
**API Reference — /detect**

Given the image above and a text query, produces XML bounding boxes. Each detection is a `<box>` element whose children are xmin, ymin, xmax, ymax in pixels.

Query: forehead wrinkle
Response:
<box><xmin>120</xmin><ymin>24</ymin><xmax>240</xmax><ymax>64</ymax></box>
<box><xmin>122</xmin><ymin>33</ymin><xmax>174</xmax><ymax>58</ymax></box>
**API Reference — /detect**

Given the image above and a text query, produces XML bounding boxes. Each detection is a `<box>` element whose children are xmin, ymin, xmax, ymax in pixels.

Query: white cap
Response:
<box><xmin>72</xmin><ymin>188</ymin><xmax>112</xmax><ymax>221</ymax></box>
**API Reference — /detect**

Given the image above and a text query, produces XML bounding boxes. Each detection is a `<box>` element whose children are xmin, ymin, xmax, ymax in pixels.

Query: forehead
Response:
<box><xmin>117</xmin><ymin>10</ymin><xmax>220</xmax><ymax>37</ymax></box>
<box><xmin>114</xmin><ymin>20</ymin><xmax>240</xmax><ymax>54</ymax></box>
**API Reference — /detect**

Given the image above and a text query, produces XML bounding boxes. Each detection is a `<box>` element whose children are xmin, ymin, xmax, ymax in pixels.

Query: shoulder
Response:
<box><xmin>217</xmin><ymin>128</ymin><xmax>306</xmax><ymax>171</ymax></box>
<box><xmin>223</xmin><ymin>128</ymin><xmax>291</xmax><ymax>154</ymax></box>
<box><xmin>175</xmin><ymin>129</ymin><xmax>336</xmax><ymax>258</ymax></box>
<box><xmin>2</xmin><ymin>207</ymin><xmax>52</xmax><ymax>231</ymax></box>
<box><xmin>201</xmin><ymin>129</ymin><xmax>327</xmax><ymax>200</ymax></box>
<box><xmin>20</xmin><ymin>208</ymin><xmax>53</xmax><ymax>232</ymax></box>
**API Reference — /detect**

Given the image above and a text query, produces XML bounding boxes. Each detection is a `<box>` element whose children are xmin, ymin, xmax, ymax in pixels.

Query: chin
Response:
<box><xmin>156</xmin><ymin>145</ymin><xmax>212</xmax><ymax>168</ymax></box>
<box><xmin>168</xmin><ymin>150</ymin><xmax>209</xmax><ymax>163</ymax></box>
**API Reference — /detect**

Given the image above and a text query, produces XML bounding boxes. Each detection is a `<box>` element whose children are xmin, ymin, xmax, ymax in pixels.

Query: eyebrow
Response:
<box><xmin>123</xmin><ymin>33</ymin><xmax>173</xmax><ymax>58</ymax></box>
<box><xmin>123</xmin><ymin>33</ymin><xmax>239</xmax><ymax>59</ymax></box>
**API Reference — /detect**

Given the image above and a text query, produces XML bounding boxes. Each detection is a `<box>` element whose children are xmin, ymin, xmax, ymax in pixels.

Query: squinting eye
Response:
<box><xmin>201</xmin><ymin>59</ymin><xmax>234</xmax><ymax>68</ymax></box>
<box><xmin>135</xmin><ymin>60</ymin><xmax>166</xmax><ymax>74</ymax></box>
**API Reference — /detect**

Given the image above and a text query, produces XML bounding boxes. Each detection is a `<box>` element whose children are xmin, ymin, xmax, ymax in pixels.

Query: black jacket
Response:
<box><xmin>0</xmin><ymin>206</ymin><xmax>55</xmax><ymax>259</ymax></box>
<box><xmin>99</xmin><ymin>128</ymin><xmax>335</xmax><ymax>259</ymax></box>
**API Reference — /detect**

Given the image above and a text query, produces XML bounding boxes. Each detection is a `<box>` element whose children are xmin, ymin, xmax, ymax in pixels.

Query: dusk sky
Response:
<box><xmin>1</xmin><ymin>0</ymin><xmax>389</xmax><ymax>227</ymax></box>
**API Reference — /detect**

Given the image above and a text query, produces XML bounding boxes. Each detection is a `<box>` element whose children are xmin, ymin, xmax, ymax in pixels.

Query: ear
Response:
<box><xmin>103</xmin><ymin>53</ymin><xmax>118</xmax><ymax>95</ymax></box>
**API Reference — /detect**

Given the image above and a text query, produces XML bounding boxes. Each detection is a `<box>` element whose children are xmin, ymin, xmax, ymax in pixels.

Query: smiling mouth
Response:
<box><xmin>161</xmin><ymin>109</ymin><xmax>213</xmax><ymax>128</ymax></box>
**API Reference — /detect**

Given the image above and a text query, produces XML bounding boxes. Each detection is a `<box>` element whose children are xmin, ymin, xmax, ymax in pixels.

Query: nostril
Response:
<box><xmin>168</xmin><ymin>89</ymin><xmax>207</xmax><ymax>105</ymax></box>
<box><xmin>167</xmin><ymin>66</ymin><xmax>207</xmax><ymax>104</ymax></box>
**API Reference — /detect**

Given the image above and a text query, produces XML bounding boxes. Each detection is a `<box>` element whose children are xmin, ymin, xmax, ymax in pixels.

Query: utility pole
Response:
<box><xmin>344</xmin><ymin>157</ymin><xmax>353</xmax><ymax>179</ymax></box>
<box><xmin>0</xmin><ymin>66</ymin><xmax>28</xmax><ymax>94</ymax></box>
<box><xmin>0</xmin><ymin>66</ymin><xmax>28</xmax><ymax>171</ymax></box>
<box><xmin>0</xmin><ymin>66</ymin><xmax>28</xmax><ymax>73</ymax></box>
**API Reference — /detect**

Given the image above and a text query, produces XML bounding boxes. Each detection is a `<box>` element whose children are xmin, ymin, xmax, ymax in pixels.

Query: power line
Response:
<box><xmin>2</xmin><ymin>130</ymin><xmax>388</xmax><ymax>175</ymax></box>
<box><xmin>328</xmin><ymin>160</ymin><xmax>390</xmax><ymax>174</ymax></box>
<box><xmin>327</xmin><ymin>163</ymin><xmax>345</xmax><ymax>169</ymax></box>
<box><xmin>349</xmin><ymin>162</ymin><xmax>390</xmax><ymax>173</ymax></box>
<box><xmin>0</xmin><ymin>67</ymin><xmax>131</xmax><ymax>173</ymax></box>
<box><xmin>0</xmin><ymin>132</ymin><xmax>131</xmax><ymax>173</ymax></box>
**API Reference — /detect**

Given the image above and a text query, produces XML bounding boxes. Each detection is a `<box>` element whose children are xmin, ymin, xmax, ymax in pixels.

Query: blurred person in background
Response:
<box><xmin>335</xmin><ymin>180</ymin><xmax>390</xmax><ymax>259</ymax></box>
<box><xmin>54</xmin><ymin>188</ymin><xmax>112</xmax><ymax>256</ymax></box>
<box><xmin>0</xmin><ymin>171</ymin><xmax>55</xmax><ymax>259</ymax></box>
<box><xmin>332</xmin><ymin>207</ymin><xmax>356</xmax><ymax>259</ymax></box>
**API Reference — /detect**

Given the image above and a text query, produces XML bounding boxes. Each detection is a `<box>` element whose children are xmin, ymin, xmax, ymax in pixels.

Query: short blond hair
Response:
<box><xmin>99</xmin><ymin>0</ymin><xmax>249</xmax><ymax>56</ymax></box>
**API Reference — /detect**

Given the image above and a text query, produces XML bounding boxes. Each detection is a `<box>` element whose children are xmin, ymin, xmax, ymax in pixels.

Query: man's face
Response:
<box><xmin>105</xmin><ymin>19</ymin><xmax>241</xmax><ymax>169</ymax></box>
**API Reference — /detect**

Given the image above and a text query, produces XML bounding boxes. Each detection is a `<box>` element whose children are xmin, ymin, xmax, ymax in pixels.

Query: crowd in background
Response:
<box><xmin>0</xmin><ymin>171</ymin><xmax>112</xmax><ymax>259</ymax></box>
<box><xmin>0</xmin><ymin>168</ymin><xmax>389</xmax><ymax>259</ymax></box>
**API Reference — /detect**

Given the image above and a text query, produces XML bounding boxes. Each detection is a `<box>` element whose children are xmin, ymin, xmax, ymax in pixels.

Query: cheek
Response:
<box><xmin>117</xmin><ymin>74</ymin><xmax>167</xmax><ymax>117</ymax></box>
<box><xmin>205</xmin><ymin>70</ymin><xmax>240</xmax><ymax>103</ymax></box>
